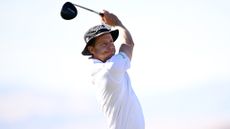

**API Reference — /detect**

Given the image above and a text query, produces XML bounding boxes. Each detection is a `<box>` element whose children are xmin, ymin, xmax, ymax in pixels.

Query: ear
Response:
<box><xmin>88</xmin><ymin>46</ymin><xmax>95</xmax><ymax>55</ymax></box>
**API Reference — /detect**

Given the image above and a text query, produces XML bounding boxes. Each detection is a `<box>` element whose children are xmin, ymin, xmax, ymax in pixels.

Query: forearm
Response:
<box><xmin>101</xmin><ymin>10</ymin><xmax>134</xmax><ymax>60</ymax></box>
<box><xmin>117</xmin><ymin>25</ymin><xmax>134</xmax><ymax>60</ymax></box>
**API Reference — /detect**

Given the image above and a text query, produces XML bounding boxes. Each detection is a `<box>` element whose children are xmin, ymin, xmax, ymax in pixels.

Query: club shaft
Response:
<box><xmin>73</xmin><ymin>3</ymin><xmax>101</xmax><ymax>15</ymax></box>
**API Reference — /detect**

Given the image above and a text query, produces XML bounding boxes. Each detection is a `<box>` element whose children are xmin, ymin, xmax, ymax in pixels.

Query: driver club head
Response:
<box><xmin>60</xmin><ymin>2</ymin><xmax>77</xmax><ymax>20</ymax></box>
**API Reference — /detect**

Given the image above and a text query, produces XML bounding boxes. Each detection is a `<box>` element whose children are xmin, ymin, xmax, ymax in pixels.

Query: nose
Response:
<box><xmin>108</xmin><ymin>43</ymin><xmax>115</xmax><ymax>50</ymax></box>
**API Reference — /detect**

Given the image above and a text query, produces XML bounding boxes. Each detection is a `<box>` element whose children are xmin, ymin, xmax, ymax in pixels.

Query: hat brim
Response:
<box><xmin>82</xmin><ymin>29</ymin><xmax>119</xmax><ymax>56</ymax></box>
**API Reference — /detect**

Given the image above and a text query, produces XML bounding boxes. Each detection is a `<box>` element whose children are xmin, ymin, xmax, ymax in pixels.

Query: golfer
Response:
<box><xmin>82</xmin><ymin>10</ymin><xmax>145</xmax><ymax>129</ymax></box>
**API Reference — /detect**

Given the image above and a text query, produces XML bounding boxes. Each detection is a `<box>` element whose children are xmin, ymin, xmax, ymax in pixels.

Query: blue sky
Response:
<box><xmin>1</xmin><ymin>0</ymin><xmax>230</xmax><ymax>129</ymax></box>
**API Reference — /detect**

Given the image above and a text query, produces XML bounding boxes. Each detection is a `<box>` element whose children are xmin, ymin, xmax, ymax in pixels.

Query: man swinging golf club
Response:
<box><xmin>82</xmin><ymin>10</ymin><xmax>145</xmax><ymax>129</ymax></box>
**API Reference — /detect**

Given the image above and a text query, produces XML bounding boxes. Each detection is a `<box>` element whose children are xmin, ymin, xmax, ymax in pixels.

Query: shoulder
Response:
<box><xmin>109</xmin><ymin>52</ymin><xmax>130</xmax><ymax>64</ymax></box>
<box><xmin>89</xmin><ymin>52</ymin><xmax>130</xmax><ymax>72</ymax></box>
<box><xmin>106</xmin><ymin>52</ymin><xmax>131</xmax><ymax>73</ymax></box>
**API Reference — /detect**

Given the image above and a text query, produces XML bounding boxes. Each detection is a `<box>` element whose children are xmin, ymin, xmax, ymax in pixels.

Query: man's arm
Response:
<box><xmin>101</xmin><ymin>10</ymin><xmax>134</xmax><ymax>60</ymax></box>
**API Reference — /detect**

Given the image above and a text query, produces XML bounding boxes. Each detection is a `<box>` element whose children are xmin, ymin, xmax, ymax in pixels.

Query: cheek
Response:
<box><xmin>94</xmin><ymin>44</ymin><xmax>115</xmax><ymax>55</ymax></box>
<box><xmin>94</xmin><ymin>47</ymin><xmax>106</xmax><ymax>55</ymax></box>
<box><xmin>98</xmin><ymin>45</ymin><xmax>108</xmax><ymax>51</ymax></box>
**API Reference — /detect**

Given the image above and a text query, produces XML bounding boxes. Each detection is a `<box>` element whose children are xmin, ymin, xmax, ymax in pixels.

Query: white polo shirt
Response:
<box><xmin>90</xmin><ymin>52</ymin><xmax>145</xmax><ymax>129</ymax></box>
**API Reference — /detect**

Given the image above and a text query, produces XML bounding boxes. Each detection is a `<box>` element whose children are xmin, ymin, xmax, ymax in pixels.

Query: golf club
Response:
<box><xmin>61</xmin><ymin>2</ymin><xmax>103</xmax><ymax>20</ymax></box>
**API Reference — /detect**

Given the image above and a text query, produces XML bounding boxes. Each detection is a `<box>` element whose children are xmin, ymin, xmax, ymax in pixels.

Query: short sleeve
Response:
<box><xmin>106</xmin><ymin>52</ymin><xmax>130</xmax><ymax>80</ymax></box>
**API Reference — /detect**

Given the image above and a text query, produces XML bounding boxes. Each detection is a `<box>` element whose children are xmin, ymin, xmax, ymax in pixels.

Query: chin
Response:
<box><xmin>105</xmin><ymin>53</ymin><xmax>114</xmax><ymax>61</ymax></box>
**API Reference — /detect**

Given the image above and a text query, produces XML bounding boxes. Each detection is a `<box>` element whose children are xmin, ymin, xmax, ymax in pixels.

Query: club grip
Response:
<box><xmin>99</xmin><ymin>13</ymin><xmax>104</xmax><ymax>17</ymax></box>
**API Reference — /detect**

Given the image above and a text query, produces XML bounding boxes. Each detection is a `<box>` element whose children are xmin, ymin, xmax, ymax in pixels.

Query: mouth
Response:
<box><xmin>104</xmin><ymin>51</ymin><xmax>115</xmax><ymax>60</ymax></box>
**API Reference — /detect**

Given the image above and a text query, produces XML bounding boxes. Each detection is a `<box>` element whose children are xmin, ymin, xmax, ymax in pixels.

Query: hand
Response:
<box><xmin>100</xmin><ymin>10</ymin><xmax>122</xmax><ymax>27</ymax></box>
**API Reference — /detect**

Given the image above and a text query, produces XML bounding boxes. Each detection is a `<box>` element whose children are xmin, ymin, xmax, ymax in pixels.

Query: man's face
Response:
<box><xmin>88</xmin><ymin>33</ymin><xmax>115</xmax><ymax>62</ymax></box>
